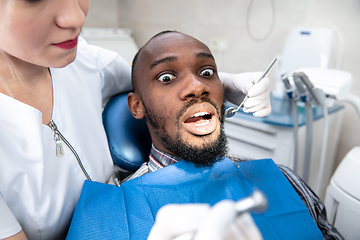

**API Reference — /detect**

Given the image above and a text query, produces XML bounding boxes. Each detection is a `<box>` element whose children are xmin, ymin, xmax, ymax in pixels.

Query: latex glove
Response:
<box><xmin>194</xmin><ymin>200</ymin><xmax>262</xmax><ymax>240</ymax></box>
<box><xmin>219</xmin><ymin>72</ymin><xmax>271</xmax><ymax>117</ymax></box>
<box><xmin>147</xmin><ymin>200</ymin><xmax>263</xmax><ymax>240</ymax></box>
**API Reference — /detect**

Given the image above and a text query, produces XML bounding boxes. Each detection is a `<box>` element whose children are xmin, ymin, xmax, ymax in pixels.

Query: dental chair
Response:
<box><xmin>103</xmin><ymin>92</ymin><xmax>357</xmax><ymax>239</ymax></box>
<box><xmin>324</xmin><ymin>147</ymin><xmax>360</xmax><ymax>240</ymax></box>
<box><xmin>102</xmin><ymin>93</ymin><xmax>151</xmax><ymax>173</ymax></box>
<box><xmin>103</xmin><ymin>93</ymin><xmax>360</xmax><ymax>240</ymax></box>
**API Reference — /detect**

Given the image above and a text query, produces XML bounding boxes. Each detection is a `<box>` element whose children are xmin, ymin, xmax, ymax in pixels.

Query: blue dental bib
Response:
<box><xmin>66</xmin><ymin>158</ymin><xmax>323</xmax><ymax>240</ymax></box>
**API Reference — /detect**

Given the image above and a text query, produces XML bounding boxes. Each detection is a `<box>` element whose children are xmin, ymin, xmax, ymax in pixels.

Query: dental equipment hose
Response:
<box><xmin>284</xmin><ymin>71</ymin><xmax>329</xmax><ymax>192</ymax></box>
<box><xmin>316</xmin><ymin>105</ymin><xmax>329</xmax><ymax>195</ymax></box>
<box><xmin>282</xmin><ymin>76</ymin><xmax>299</xmax><ymax>173</ymax></box>
<box><xmin>302</xmin><ymin>103</ymin><xmax>313</xmax><ymax>183</ymax></box>
<box><xmin>292</xmin><ymin>100</ymin><xmax>299</xmax><ymax>173</ymax></box>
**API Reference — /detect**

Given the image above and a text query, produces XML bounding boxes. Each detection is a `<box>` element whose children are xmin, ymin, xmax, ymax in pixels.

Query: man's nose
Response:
<box><xmin>179</xmin><ymin>74</ymin><xmax>211</xmax><ymax>100</ymax></box>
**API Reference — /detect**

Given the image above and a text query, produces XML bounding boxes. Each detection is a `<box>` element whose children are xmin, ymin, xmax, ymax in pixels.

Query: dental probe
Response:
<box><xmin>172</xmin><ymin>190</ymin><xmax>268</xmax><ymax>240</ymax></box>
<box><xmin>224</xmin><ymin>57</ymin><xmax>277</xmax><ymax>118</ymax></box>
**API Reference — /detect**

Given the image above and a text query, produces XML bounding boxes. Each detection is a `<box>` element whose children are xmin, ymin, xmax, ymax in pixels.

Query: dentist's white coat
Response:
<box><xmin>0</xmin><ymin>38</ymin><xmax>132</xmax><ymax>240</ymax></box>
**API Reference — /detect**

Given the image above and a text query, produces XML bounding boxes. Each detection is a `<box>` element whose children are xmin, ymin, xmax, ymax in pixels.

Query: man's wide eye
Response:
<box><xmin>24</xmin><ymin>0</ymin><xmax>42</xmax><ymax>3</ymax></box>
<box><xmin>157</xmin><ymin>73</ymin><xmax>176</xmax><ymax>83</ymax></box>
<box><xmin>200</xmin><ymin>69</ymin><xmax>214</xmax><ymax>77</ymax></box>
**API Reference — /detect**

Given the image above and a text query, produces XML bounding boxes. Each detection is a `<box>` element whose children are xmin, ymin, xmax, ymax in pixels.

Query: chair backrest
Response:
<box><xmin>102</xmin><ymin>93</ymin><xmax>152</xmax><ymax>171</ymax></box>
<box><xmin>324</xmin><ymin>146</ymin><xmax>360</xmax><ymax>240</ymax></box>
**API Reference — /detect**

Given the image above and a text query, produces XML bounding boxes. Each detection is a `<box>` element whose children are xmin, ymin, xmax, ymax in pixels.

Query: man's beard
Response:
<box><xmin>142</xmin><ymin>97</ymin><xmax>228</xmax><ymax>167</ymax></box>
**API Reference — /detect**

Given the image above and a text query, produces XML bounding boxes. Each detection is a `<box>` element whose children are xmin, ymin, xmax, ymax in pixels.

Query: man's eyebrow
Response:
<box><xmin>196</xmin><ymin>52</ymin><xmax>215</xmax><ymax>60</ymax></box>
<box><xmin>150</xmin><ymin>57</ymin><xmax>177</xmax><ymax>69</ymax></box>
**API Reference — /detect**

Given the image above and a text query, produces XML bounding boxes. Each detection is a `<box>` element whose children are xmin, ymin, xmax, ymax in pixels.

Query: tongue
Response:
<box><xmin>184</xmin><ymin>116</ymin><xmax>204</xmax><ymax>123</ymax></box>
<box><xmin>183</xmin><ymin>115</ymin><xmax>216</xmax><ymax>136</ymax></box>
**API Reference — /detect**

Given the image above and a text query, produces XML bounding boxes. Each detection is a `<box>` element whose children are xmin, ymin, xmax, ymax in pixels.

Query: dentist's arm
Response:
<box><xmin>219</xmin><ymin>72</ymin><xmax>271</xmax><ymax>117</ymax></box>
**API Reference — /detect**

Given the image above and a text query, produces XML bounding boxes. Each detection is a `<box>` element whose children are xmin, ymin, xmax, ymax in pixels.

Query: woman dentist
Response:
<box><xmin>0</xmin><ymin>0</ymin><xmax>271</xmax><ymax>239</ymax></box>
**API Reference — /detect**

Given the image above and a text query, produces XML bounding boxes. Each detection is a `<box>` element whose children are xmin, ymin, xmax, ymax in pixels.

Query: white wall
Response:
<box><xmin>85</xmin><ymin>0</ymin><xmax>360</xmax><ymax>172</ymax></box>
<box><xmin>85</xmin><ymin>0</ymin><xmax>119</xmax><ymax>27</ymax></box>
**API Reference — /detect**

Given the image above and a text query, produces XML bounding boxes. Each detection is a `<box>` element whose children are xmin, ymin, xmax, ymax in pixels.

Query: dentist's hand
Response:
<box><xmin>147</xmin><ymin>200</ymin><xmax>262</xmax><ymax>240</ymax></box>
<box><xmin>220</xmin><ymin>72</ymin><xmax>271</xmax><ymax>117</ymax></box>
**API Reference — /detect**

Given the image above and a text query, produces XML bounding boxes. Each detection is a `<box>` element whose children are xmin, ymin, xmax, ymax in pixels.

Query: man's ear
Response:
<box><xmin>127</xmin><ymin>92</ymin><xmax>145</xmax><ymax>119</ymax></box>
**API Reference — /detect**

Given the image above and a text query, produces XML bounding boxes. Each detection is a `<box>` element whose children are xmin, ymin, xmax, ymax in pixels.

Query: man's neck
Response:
<box><xmin>149</xmin><ymin>145</ymin><xmax>183</xmax><ymax>170</ymax></box>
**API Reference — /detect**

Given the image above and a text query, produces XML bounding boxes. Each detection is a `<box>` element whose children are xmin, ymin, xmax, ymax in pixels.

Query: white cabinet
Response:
<box><xmin>224</xmin><ymin>98</ymin><xmax>344</xmax><ymax>200</ymax></box>
<box><xmin>225</xmin><ymin>117</ymin><xmax>293</xmax><ymax>167</ymax></box>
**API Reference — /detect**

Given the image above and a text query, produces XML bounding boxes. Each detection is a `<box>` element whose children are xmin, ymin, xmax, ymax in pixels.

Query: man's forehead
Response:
<box><xmin>146</xmin><ymin>32</ymin><xmax>200</xmax><ymax>49</ymax></box>
<box><xmin>141</xmin><ymin>32</ymin><xmax>211</xmax><ymax>63</ymax></box>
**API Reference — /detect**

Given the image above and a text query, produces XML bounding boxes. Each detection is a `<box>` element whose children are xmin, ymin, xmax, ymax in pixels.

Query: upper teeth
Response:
<box><xmin>192</xmin><ymin>112</ymin><xmax>209</xmax><ymax>117</ymax></box>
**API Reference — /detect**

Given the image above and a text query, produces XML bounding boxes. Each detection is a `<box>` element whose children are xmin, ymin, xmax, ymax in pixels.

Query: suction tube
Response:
<box><xmin>283</xmin><ymin>76</ymin><xmax>299</xmax><ymax>172</ymax></box>
<box><xmin>292</xmin><ymin>100</ymin><xmax>299</xmax><ymax>173</ymax></box>
<box><xmin>316</xmin><ymin>105</ymin><xmax>329</xmax><ymax>194</ymax></box>
<box><xmin>302</xmin><ymin>103</ymin><xmax>313</xmax><ymax>183</ymax></box>
<box><xmin>341</xmin><ymin>93</ymin><xmax>360</xmax><ymax>119</ymax></box>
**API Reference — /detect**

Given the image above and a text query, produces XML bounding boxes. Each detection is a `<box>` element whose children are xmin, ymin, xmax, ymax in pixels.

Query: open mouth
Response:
<box><xmin>184</xmin><ymin>112</ymin><xmax>213</xmax><ymax>126</ymax></box>
<box><xmin>183</xmin><ymin>110</ymin><xmax>217</xmax><ymax>136</ymax></box>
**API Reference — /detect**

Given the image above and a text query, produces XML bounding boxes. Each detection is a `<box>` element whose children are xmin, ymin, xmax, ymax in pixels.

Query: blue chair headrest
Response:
<box><xmin>102</xmin><ymin>93</ymin><xmax>152</xmax><ymax>171</ymax></box>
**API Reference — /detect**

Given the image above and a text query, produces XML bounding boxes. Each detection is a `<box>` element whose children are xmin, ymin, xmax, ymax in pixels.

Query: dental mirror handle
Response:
<box><xmin>235</xmin><ymin>57</ymin><xmax>277</xmax><ymax>111</ymax></box>
<box><xmin>234</xmin><ymin>57</ymin><xmax>277</xmax><ymax>112</ymax></box>
<box><xmin>225</xmin><ymin>57</ymin><xmax>277</xmax><ymax>118</ymax></box>
<box><xmin>254</xmin><ymin>57</ymin><xmax>277</xmax><ymax>86</ymax></box>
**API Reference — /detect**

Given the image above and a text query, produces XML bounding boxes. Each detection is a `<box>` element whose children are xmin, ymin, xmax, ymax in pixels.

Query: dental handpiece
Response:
<box><xmin>224</xmin><ymin>58</ymin><xmax>277</xmax><ymax>118</ymax></box>
<box><xmin>234</xmin><ymin>189</ymin><xmax>267</xmax><ymax>215</ymax></box>
<box><xmin>172</xmin><ymin>190</ymin><xmax>268</xmax><ymax>240</ymax></box>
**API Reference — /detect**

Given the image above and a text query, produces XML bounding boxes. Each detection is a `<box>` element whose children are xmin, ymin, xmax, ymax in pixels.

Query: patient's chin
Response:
<box><xmin>183</xmin><ymin>133</ymin><xmax>219</xmax><ymax>149</ymax></box>
<box><xmin>165</xmin><ymin>127</ymin><xmax>228</xmax><ymax>168</ymax></box>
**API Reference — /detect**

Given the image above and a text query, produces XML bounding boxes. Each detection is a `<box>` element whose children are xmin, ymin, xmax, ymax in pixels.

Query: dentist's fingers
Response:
<box><xmin>243</xmin><ymin>78</ymin><xmax>271</xmax><ymax>117</ymax></box>
<box><xmin>243</xmin><ymin>98</ymin><xmax>271</xmax><ymax>117</ymax></box>
<box><xmin>193</xmin><ymin>200</ymin><xmax>236</xmax><ymax>240</ymax></box>
<box><xmin>226</xmin><ymin>72</ymin><xmax>263</xmax><ymax>94</ymax></box>
<box><xmin>147</xmin><ymin>204</ymin><xmax>210</xmax><ymax>240</ymax></box>
<box><xmin>194</xmin><ymin>200</ymin><xmax>263</xmax><ymax>240</ymax></box>
<box><xmin>246</xmin><ymin>77</ymin><xmax>271</xmax><ymax>97</ymax></box>
<box><xmin>221</xmin><ymin>72</ymin><xmax>272</xmax><ymax>117</ymax></box>
<box><xmin>243</xmin><ymin>94</ymin><xmax>270</xmax><ymax>109</ymax></box>
<box><xmin>251</xmin><ymin>106</ymin><xmax>271</xmax><ymax>118</ymax></box>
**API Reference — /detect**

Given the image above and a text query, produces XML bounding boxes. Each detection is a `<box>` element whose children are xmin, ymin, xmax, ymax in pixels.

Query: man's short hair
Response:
<box><xmin>131</xmin><ymin>30</ymin><xmax>179</xmax><ymax>93</ymax></box>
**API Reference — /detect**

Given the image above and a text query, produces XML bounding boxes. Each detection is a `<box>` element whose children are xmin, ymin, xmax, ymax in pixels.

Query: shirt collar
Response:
<box><xmin>148</xmin><ymin>145</ymin><xmax>183</xmax><ymax>172</ymax></box>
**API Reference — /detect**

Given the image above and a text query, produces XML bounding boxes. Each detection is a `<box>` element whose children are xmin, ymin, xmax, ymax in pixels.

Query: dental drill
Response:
<box><xmin>172</xmin><ymin>190</ymin><xmax>268</xmax><ymax>240</ymax></box>
<box><xmin>224</xmin><ymin>58</ymin><xmax>277</xmax><ymax>118</ymax></box>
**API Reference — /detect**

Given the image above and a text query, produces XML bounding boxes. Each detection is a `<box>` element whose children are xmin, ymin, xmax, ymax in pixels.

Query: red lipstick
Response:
<box><xmin>52</xmin><ymin>37</ymin><xmax>78</xmax><ymax>50</ymax></box>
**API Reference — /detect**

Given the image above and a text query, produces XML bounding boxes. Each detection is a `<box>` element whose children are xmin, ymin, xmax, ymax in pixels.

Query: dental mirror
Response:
<box><xmin>225</xmin><ymin>58</ymin><xmax>277</xmax><ymax>118</ymax></box>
